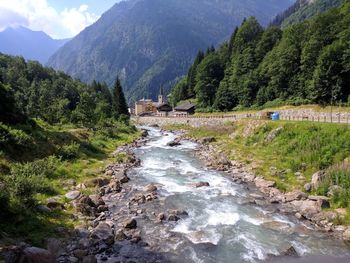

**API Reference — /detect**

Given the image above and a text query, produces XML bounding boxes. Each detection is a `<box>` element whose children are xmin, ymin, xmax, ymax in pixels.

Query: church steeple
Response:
<box><xmin>158</xmin><ymin>85</ymin><xmax>165</xmax><ymax>104</ymax></box>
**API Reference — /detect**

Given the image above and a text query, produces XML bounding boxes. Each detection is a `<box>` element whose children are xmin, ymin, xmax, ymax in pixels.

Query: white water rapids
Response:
<box><xmin>126</xmin><ymin>127</ymin><xmax>350</xmax><ymax>263</ymax></box>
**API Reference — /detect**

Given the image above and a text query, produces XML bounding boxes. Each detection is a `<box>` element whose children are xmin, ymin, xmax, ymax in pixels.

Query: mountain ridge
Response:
<box><xmin>47</xmin><ymin>0</ymin><xmax>294</xmax><ymax>102</ymax></box>
<box><xmin>0</xmin><ymin>26</ymin><xmax>70</xmax><ymax>64</ymax></box>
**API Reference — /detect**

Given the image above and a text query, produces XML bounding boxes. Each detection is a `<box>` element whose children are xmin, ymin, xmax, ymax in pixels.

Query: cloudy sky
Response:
<box><xmin>0</xmin><ymin>0</ymin><xmax>123</xmax><ymax>39</ymax></box>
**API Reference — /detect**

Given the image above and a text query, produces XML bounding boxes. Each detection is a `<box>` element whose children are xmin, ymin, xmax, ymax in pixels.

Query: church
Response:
<box><xmin>134</xmin><ymin>87</ymin><xmax>172</xmax><ymax>116</ymax></box>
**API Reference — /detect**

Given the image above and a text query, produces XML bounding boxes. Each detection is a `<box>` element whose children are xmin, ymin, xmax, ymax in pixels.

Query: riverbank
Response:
<box><xmin>0</xmin><ymin>120</ymin><xmax>140</xmax><ymax>262</ymax></box>
<box><xmin>157</xmin><ymin>121</ymin><xmax>350</xmax><ymax>243</ymax></box>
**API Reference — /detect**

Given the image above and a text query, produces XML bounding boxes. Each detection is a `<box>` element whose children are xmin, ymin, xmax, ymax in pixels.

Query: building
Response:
<box><xmin>134</xmin><ymin>86</ymin><xmax>172</xmax><ymax>116</ymax></box>
<box><xmin>174</xmin><ymin>102</ymin><xmax>196</xmax><ymax>116</ymax></box>
<box><xmin>135</xmin><ymin>99</ymin><xmax>155</xmax><ymax>116</ymax></box>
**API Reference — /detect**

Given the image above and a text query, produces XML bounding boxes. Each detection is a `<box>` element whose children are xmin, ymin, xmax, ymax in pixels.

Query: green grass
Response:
<box><xmin>0</xmin><ymin>119</ymin><xmax>139</xmax><ymax>246</ymax></box>
<box><xmin>165</xmin><ymin>120</ymin><xmax>350</xmax><ymax>223</ymax></box>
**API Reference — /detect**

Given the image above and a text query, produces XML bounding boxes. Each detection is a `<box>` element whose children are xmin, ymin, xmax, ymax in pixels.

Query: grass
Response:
<box><xmin>0</xmin><ymin>119</ymin><xmax>139</xmax><ymax>246</ymax></box>
<box><xmin>165</xmin><ymin>120</ymin><xmax>350</xmax><ymax>224</ymax></box>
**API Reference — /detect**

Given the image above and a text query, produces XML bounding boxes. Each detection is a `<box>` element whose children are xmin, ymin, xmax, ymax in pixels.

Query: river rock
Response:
<box><xmin>115</xmin><ymin>229</ymin><xmax>127</xmax><ymax>241</ymax></box>
<box><xmin>343</xmin><ymin>228</ymin><xmax>350</xmax><ymax>244</ymax></box>
<box><xmin>89</xmin><ymin>194</ymin><xmax>105</xmax><ymax>207</ymax></box>
<box><xmin>86</xmin><ymin>178</ymin><xmax>110</xmax><ymax>187</ymax></box>
<box><xmin>37</xmin><ymin>205</ymin><xmax>51</xmax><ymax>213</ymax></box>
<box><xmin>82</xmin><ymin>255</ymin><xmax>97</xmax><ymax>263</ymax></box>
<box><xmin>311</xmin><ymin>171</ymin><xmax>326</xmax><ymax>189</ymax></box>
<box><xmin>141</xmin><ymin>129</ymin><xmax>149</xmax><ymax>138</ymax></box>
<box><xmin>170</xmin><ymin>209</ymin><xmax>188</xmax><ymax>216</ymax></box>
<box><xmin>144</xmin><ymin>184</ymin><xmax>157</xmax><ymax>192</ymax></box>
<box><xmin>284</xmin><ymin>191</ymin><xmax>307</xmax><ymax>202</ymax></box>
<box><xmin>158</xmin><ymin>213</ymin><xmax>166</xmax><ymax>221</ymax></box>
<box><xmin>167</xmin><ymin>214</ymin><xmax>180</xmax><ymax>221</ymax></box>
<box><xmin>290</xmin><ymin>200</ymin><xmax>320</xmax><ymax>218</ymax></box>
<box><xmin>124</xmin><ymin>218</ymin><xmax>137</xmax><ymax>229</ymax></box>
<box><xmin>308</xmin><ymin>195</ymin><xmax>330</xmax><ymax>209</ymax></box>
<box><xmin>90</xmin><ymin>222</ymin><xmax>114</xmax><ymax>245</ymax></box>
<box><xmin>304</xmin><ymin>183</ymin><xmax>312</xmax><ymax>192</ymax></box>
<box><xmin>74</xmin><ymin>195</ymin><xmax>97</xmax><ymax>216</ymax></box>
<box><xmin>254</xmin><ymin>178</ymin><xmax>276</xmax><ymax>189</ymax></box>
<box><xmin>73</xmin><ymin>249</ymin><xmax>88</xmax><ymax>259</ymax></box>
<box><xmin>113</xmin><ymin>172</ymin><xmax>130</xmax><ymax>184</ymax></box>
<box><xmin>46</xmin><ymin>238</ymin><xmax>63</xmax><ymax>257</ymax></box>
<box><xmin>199</xmin><ymin>137</ymin><xmax>216</xmax><ymax>144</ymax></box>
<box><xmin>194</xmin><ymin>181</ymin><xmax>210</xmax><ymax>188</ymax></box>
<box><xmin>19</xmin><ymin>247</ymin><xmax>55</xmax><ymax>263</ymax></box>
<box><xmin>106</xmin><ymin>180</ymin><xmax>122</xmax><ymax>193</ymax></box>
<box><xmin>281</xmin><ymin>246</ymin><xmax>298</xmax><ymax>257</ymax></box>
<box><xmin>167</xmin><ymin>140</ymin><xmax>181</xmax><ymax>147</ymax></box>
<box><xmin>65</xmin><ymin>190</ymin><xmax>81</xmax><ymax>200</ymax></box>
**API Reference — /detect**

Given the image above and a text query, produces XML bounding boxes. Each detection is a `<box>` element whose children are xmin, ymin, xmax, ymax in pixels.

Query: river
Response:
<box><xmin>123</xmin><ymin>126</ymin><xmax>350</xmax><ymax>263</ymax></box>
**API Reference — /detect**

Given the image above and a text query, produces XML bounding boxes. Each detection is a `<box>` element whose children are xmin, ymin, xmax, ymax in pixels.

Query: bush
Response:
<box><xmin>0</xmin><ymin>181</ymin><xmax>10</xmax><ymax>217</ymax></box>
<box><xmin>6</xmin><ymin>156</ymin><xmax>60</xmax><ymax>208</ymax></box>
<box><xmin>59</xmin><ymin>142</ymin><xmax>80</xmax><ymax>160</ymax></box>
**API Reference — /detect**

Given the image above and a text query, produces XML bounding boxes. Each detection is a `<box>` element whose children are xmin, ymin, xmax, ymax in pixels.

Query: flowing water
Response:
<box><xmin>127</xmin><ymin>127</ymin><xmax>350</xmax><ymax>263</ymax></box>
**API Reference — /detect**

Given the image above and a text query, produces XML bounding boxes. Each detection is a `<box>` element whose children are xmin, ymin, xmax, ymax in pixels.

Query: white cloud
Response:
<box><xmin>0</xmin><ymin>0</ymin><xmax>100</xmax><ymax>39</ymax></box>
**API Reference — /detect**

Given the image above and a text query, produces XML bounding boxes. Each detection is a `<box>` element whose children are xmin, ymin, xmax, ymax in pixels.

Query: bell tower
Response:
<box><xmin>158</xmin><ymin>85</ymin><xmax>165</xmax><ymax>104</ymax></box>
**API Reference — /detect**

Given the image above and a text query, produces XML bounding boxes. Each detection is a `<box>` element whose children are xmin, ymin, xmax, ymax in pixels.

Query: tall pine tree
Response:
<box><xmin>112</xmin><ymin>77</ymin><xmax>129</xmax><ymax>117</ymax></box>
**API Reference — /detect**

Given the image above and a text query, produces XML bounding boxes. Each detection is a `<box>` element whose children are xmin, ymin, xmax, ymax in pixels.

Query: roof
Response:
<box><xmin>175</xmin><ymin>102</ymin><xmax>196</xmax><ymax>111</ymax></box>
<box><xmin>155</xmin><ymin>103</ymin><xmax>172</xmax><ymax>110</ymax></box>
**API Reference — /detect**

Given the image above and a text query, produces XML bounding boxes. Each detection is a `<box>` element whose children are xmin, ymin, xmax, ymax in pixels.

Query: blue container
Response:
<box><xmin>271</xmin><ymin>112</ymin><xmax>280</xmax><ymax>121</ymax></box>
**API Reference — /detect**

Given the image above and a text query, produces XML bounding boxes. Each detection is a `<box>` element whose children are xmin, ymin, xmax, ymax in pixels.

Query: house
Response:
<box><xmin>174</xmin><ymin>102</ymin><xmax>196</xmax><ymax>116</ymax></box>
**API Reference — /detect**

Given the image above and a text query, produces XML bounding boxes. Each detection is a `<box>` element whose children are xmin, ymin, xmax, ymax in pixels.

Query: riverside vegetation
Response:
<box><xmin>164</xmin><ymin>120</ymin><xmax>350</xmax><ymax>225</ymax></box>
<box><xmin>0</xmin><ymin>53</ymin><xmax>136</xmax><ymax>246</ymax></box>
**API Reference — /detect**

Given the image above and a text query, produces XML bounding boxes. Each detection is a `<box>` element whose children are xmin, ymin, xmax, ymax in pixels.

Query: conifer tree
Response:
<box><xmin>112</xmin><ymin>76</ymin><xmax>129</xmax><ymax>117</ymax></box>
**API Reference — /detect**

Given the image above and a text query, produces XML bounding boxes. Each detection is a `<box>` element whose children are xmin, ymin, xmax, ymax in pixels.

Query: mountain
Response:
<box><xmin>271</xmin><ymin>0</ymin><xmax>343</xmax><ymax>28</ymax></box>
<box><xmin>47</xmin><ymin>0</ymin><xmax>294</xmax><ymax>102</ymax></box>
<box><xmin>0</xmin><ymin>26</ymin><xmax>70</xmax><ymax>64</ymax></box>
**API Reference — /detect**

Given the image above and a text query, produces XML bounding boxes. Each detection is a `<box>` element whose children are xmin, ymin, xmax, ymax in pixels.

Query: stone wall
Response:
<box><xmin>133</xmin><ymin>108</ymin><xmax>350</xmax><ymax>127</ymax></box>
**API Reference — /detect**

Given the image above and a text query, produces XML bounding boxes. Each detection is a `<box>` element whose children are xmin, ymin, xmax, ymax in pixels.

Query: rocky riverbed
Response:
<box><xmin>2</xmin><ymin>126</ymin><xmax>350</xmax><ymax>263</ymax></box>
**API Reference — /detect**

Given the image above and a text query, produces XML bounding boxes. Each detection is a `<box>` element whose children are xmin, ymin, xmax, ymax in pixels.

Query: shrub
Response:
<box><xmin>59</xmin><ymin>142</ymin><xmax>80</xmax><ymax>160</ymax></box>
<box><xmin>6</xmin><ymin>156</ymin><xmax>60</xmax><ymax>208</ymax></box>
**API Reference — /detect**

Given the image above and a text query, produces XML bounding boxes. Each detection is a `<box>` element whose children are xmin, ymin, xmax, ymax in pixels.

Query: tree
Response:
<box><xmin>112</xmin><ymin>77</ymin><xmax>129</xmax><ymax>117</ymax></box>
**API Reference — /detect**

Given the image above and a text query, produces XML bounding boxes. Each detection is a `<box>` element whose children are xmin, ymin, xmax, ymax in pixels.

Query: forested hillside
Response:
<box><xmin>170</xmin><ymin>0</ymin><xmax>350</xmax><ymax>112</ymax></box>
<box><xmin>271</xmin><ymin>0</ymin><xmax>343</xmax><ymax>28</ymax></box>
<box><xmin>0</xmin><ymin>53</ymin><xmax>128</xmax><ymax>126</ymax></box>
<box><xmin>47</xmin><ymin>0</ymin><xmax>293</xmax><ymax>102</ymax></box>
<box><xmin>0</xmin><ymin>53</ymin><xmax>133</xmax><ymax>244</ymax></box>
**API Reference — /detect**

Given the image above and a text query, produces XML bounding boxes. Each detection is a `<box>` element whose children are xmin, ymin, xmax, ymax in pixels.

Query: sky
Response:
<box><xmin>0</xmin><ymin>0</ymin><xmax>123</xmax><ymax>39</ymax></box>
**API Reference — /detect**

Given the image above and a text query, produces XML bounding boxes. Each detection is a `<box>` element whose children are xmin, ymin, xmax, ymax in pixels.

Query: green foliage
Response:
<box><xmin>172</xmin><ymin>1</ymin><xmax>350</xmax><ymax>112</ymax></box>
<box><xmin>0</xmin><ymin>53</ymin><xmax>114</xmax><ymax>126</ymax></box>
<box><xmin>112</xmin><ymin>77</ymin><xmax>129</xmax><ymax>117</ymax></box>
<box><xmin>59</xmin><ymin>142</ymin><xmax>80</xmax><ymax>160</ymax></box>
<box><xmin>5</xmin><ymin>156</ymin><xmax>60</xmax><ymax>209</ymax></box>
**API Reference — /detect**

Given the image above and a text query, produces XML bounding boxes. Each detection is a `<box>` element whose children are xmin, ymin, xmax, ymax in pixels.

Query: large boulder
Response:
<box><xmin>140</xmin><ymin>129</ymin><xmax>149</xmax><ymax>138</ymax></box>
<box><xmin>290</xmin><ymin>200</ymin><xmax>320</xmax><ymax>218</ymax></box>
<box><xmin>74</xmin><ymin>195</ymin><xmax>96</xmax><ymax>216</ymax></box>
<box><xmin>281</xmin><ymin>246</ymin><xmax>299</xmax><ymax>257</ymax></box>
<box><xmin>19</xmin><ymin>247</ymin><xmax>55</xmax><ymax>263</ymax></box>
